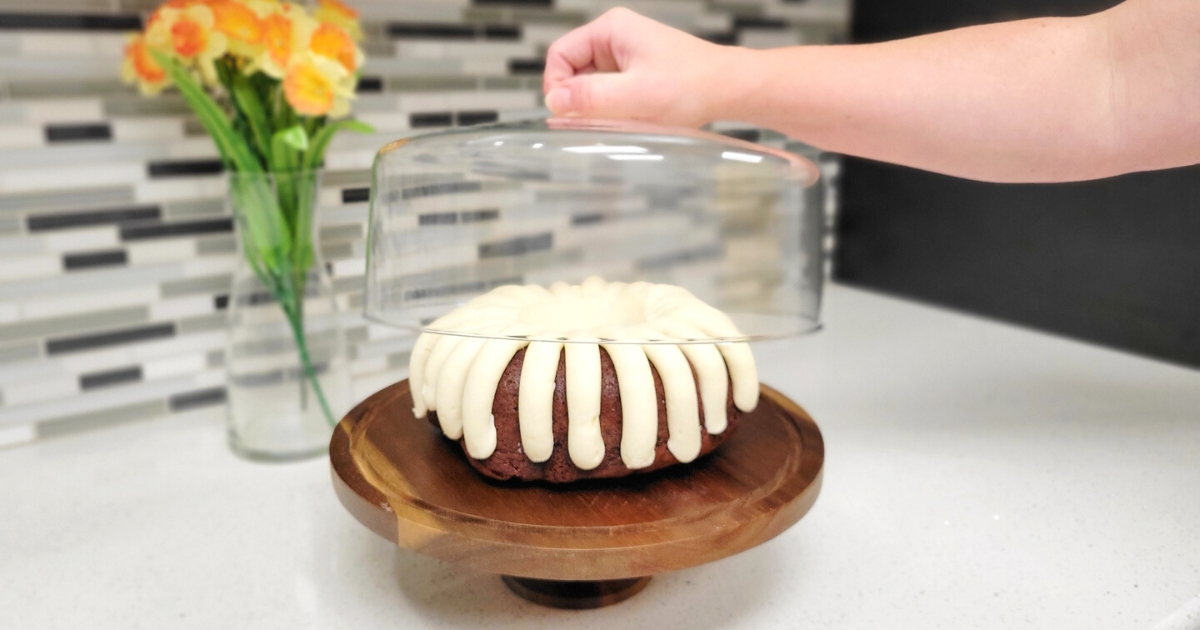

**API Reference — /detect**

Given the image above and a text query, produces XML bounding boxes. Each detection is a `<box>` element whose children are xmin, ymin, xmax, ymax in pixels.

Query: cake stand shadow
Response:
<box><xmin>330</xmin><ymin>380</ymin><xmax>824</xmax><ymax>609</ymax></box>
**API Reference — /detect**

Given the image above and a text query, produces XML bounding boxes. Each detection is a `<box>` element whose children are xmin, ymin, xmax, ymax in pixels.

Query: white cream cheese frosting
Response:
<box><xmin>408</xmin><ymin>276</ymin><xmax>758</xmax><ymax>470</ymax></box>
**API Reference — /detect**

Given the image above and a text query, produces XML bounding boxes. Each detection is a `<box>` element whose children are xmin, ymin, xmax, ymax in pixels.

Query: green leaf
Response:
<box><xmin>302</xmin><ymin>118</ymin><xmax>374</xmax><ymax>172</ymax></box>
<box><xmin>228</xmin><ymin>71</ymin><xmax>273</xmax><ymax>166</ymax></box>
<box><xmin>275</xmin><ymin>124</ymin><xmax>309</xmax><ymax>153</ymax></box>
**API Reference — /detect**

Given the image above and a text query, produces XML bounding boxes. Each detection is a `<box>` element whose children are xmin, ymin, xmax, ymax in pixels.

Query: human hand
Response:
<box><xmin>543</xmin><ymin>8</ymin><xmax>749</xmax><ymax>127</ymax></box>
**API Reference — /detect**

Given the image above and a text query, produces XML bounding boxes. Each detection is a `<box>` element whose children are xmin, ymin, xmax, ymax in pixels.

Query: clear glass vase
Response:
<box><xmin>225</xmin><ymin>170</ymin><xmax>350</xmax><ymax>461</ymax></box>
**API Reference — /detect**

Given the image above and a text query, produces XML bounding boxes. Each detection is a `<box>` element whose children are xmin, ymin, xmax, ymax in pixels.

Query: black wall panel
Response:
<box><xmin>838</xmin><ymin>0</ymin><xmax>1200</xmax><ymax>367</ymax></box>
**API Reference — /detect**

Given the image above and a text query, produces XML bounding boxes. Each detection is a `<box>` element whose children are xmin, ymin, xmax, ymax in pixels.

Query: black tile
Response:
<box><xmin>120</xmin><ymin>218</ymin><xmax>233</xmax><ymax>241</ymax></box>
<box><xmin>402</xmin><ymin>276</ymin><xmax>523</xmax><ymax>301</ymax></box>
<box><xmin>341</xmin><ymin>187</ymin><xmax>370</xmax><ymax>203</ymax></box>
<box><xmin>734</xmin><ymin>16</ymin><xmax>789</xmax><ymax>30</ymax></box>
<box><xmin>483</xmin><ymin>24</ymin><xmax>521</xmax><ymax>40</ymax></box>
<box><xmin>46</xmin><ymin>323</ymin><xmax>175</xmax><ymax>355</ymax></box>
<box><xmin>700</xmin><ymin>31</ymin><xmax>738</xmax><ymax>45</ymax></box>
<box><xmin>0</xmin><ymin>12</ymin><xmax>142</xmax><ymax>31</ymax></box>
<box><xmin>410</xmin><ymin>112</ymin><xmax>453</xmax><ymax>128</ymax></box>
<box><xmin>63</xmin><ymin>249</ymin><xmax>127</xmax><ymax>270</ymax></box>
<box><xmin>455</xmin><ymin>110</ymin><xmax>499</xmax><ymax>127</ymax></box>
<box><xmin>27</xmin><ymin>205</ymin><xmax>160</xmax><ymax>232</ymax></box>
<box><xmin>401</xmin><ymin>181</ymin><xmax>482</xmax><ymax>199</ymax></box>
<box><xmin>479</xmin><ymin>232</ymin><xmax>552</xmax><ymax>258</ymax></box>
<box><xmin>571</xmin><ymin>213</ymin><xmax>604</xmax><ymax>226</ymax></box>
<box><xmin>460</xmin><ymin>208</ymin><xmax>499</xmax><ymax>223</ymax></box>
<box><xmin>720</xmin><ymin>128</ymin><xmax>761</xmax><ymax>143</ymax></box>
<box><xmin>419</xmin><ymin>212</ymin><xmax>458</xmax><ymax>226</ymax></box>
<box><xmin>45</xmin><ymin>123</ymin><xmax>111</xmax><ymax>143</ymax></box>
<box><xmin>508</xmin><ymin>58</ymin><xmax>545</xmax><ymax>75</ymax></box>
<box><xmin>79</xmin><ymin>366</ymin><xmax>142</xmax><ymax>390</ymax></box>
<box><xmin>147</xmin><ymin>159</ymin><xmax>224</xmax><ymax>178</ymax></box>
<box><xmin>214</xmin><ymin>294</ymin><xmax>229</xmax><ymax>310</ymax></box>
<box><xmin>169</xmin><ymin>387</ymin><xmax>227</xmax><ymax>412</ymax></box>
<box><xmin>356</xmin><ymin>76</ymin><xmax>383</xmax><ymax>92</ymax></box>
<box><xmin>472</xmin><ymin>0</ymin><xmax>552</xmax><ymax>6</ymax></box>
<box><xmin>388</xmin><ymin>22</ymin><xmax>475</xmax><ymax>39</ymax></box>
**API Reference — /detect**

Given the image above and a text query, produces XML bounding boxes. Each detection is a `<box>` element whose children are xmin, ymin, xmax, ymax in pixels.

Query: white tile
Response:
<box><xmin>330</xmin><ymin>258</ymin><xmax>366</xmax><ymax>277</ymax></box>
<box><xmin>41</xmin><ymin>226</ymin><xmax>119</xmax><ymax>253</ymax></box>
<box><xmin>352</xmin><ymin>367</ymin><xmax>405</xmax><ymax>404</ymax></box>
<box><xmin>0</xmin><ymin>254</ymin><xmax>60</xmax><ymax>282</ymax></box>
<box><xmin>110</xmin><ymin>117</ymin><xmax>186</xmax><ymax>143</ymax></box>
<box><xmin>0</xmin><ymin>372</ymin><xmax>202</xmax><ymax>426</ymax></box>
<box><xmin>0</xmin><ymin>125</ymin><xmax>43</xmax><ymax>150</ymax></box>
<box><xmin>134</xmin><ymin>176</ymin><xmax>226</xmax><ymax>203</ymax></box>
<box><xmin>395</xmin><ymin>41</ymin><xmax>538</xmax><ymax>60</ymax></box>
<box><xmin>355</xmin><ymin>112</ymin><xmax>411</xmax><ymax>134</ymax></box>
<box><xmin>2</xmin><ymin>375</ymin><xmax>78</xmax><ymax>406</ymax></box>
<box><xmin>738</xmin><ymin>29</ymin><xmax>804</xmax><ymax>49</ymax></box>
<box><xmin>181</xmin><ymin>256</ymin><xmax>237</xmax><ymax>277</ymax></box>
<box><xmin>17</xmin><ymin>33</ymin><xmax>115</xmax><ymax>58</ymax></box>
<box><xmin>460</xmin><ymin>58</ymin><xmax>508</xmax><ymax>76</ymax></box>
<box><xmin>0</xmin><ymin>423</ymin><xmax>36</xmax><ymax>447</ymax></box>
<box><xmin>0</xmin><ymin>161</ymin><xmax>143</xmax><ymax>194</ymax></box>
<box><xmin>149</xmin><ymin>295</ymin><xmax>214</xmax><ymax>321</ymax></box>
<box><xmin>0</xmin><ymin>302</ymin><xmax>18</xmax><ymax>324</ymax></box>
<box><xmin>20</xmin><ymin>286</ymin><xmax>158</xmax><ymax>320</ymax></box>
<box><xmin>18</xmin><ymin>98</ymin><xmax>104</xmax><ymax>124</ymax></box>
<box><xmin>165</xmin><ymin>137</ymin><xmax>221</xmax><ymax>159</ymax></box>
<box><xmin>522</xmin><ymin>24</ymin><xmax>574</xmax><ymax>46</ymax></box>
<box><xmin>128</xmin><ymin>238</ymin><xmax>198</xmax><ymax>265</ymax></box>
<box><xmin>323</xmin><ymin>148</ymin><xmax>377</xmax><ymax>170</ymax></box>
<box><xmin>142</xmin><ymin>353</ymin><xmax>207</xmax><ymax>381</ymax></box>
<box><xmin>350</xmin><ymin>355</ymin><xmax>388</xmax><ymax>376</ymax></box>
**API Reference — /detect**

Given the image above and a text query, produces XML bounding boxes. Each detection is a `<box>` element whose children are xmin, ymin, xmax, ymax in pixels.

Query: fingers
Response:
<box><xmin>545</xmin><ymin>72</ymin><xmax>642</xmax><ymax>119</ymax></box>
<box><xmin>543</xmin><ymin>8</ymin><xmax>631</xmax><ymax>94</ymax></box>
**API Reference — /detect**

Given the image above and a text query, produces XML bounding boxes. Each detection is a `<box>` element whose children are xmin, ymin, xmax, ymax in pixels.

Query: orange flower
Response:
<box><xmin>256</xmin><ymin>3</ymin><xmax>316</xmax><ymax>78</ymax></box>
<box><xmin>121</xmin><ymin>34</ymin><xmax>169</xmax><ymax>95</ymax></box>
<box><xmin>145</xmin><ymin>2</ymin><xmax>227</xmax><ymax>84</ymax></box>
<box><xmin>209</xmin><ymin>0</ymin><xmax>262</xmax><ymax>48</ymax></box>
<box><xmin>313</xmin><ymin>0</ymin><xmax>363</xmax><ymax>41</ymax></box>
<box><xmin>309</xmin><ymin>22</ymin><xmax>360</xmax><ymax>73</ymax></box>
<box><xmin>284</xmin><ymin>52</ymin><xmax>353</xmax><ymax>117</ymax></box>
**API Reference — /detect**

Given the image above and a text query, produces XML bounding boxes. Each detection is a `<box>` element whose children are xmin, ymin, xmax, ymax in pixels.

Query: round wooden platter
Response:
<box><xmin>330</xmin><ymin>379</ymin><xmax>824</xmax><ymax>609</ymax></box>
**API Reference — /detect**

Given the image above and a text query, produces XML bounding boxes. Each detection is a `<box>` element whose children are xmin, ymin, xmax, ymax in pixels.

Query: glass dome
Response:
<box><xmin>364</xmin><ymin>118</ymin><xmax>823</xmax><ymax>344</ymax></box>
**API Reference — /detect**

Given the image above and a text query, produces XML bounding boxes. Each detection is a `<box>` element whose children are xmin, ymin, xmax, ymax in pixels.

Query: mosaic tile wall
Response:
<box><xmin>0</xmin><ymin>0</ymin><xmax>847</xmax><ymax>447</ymax></box>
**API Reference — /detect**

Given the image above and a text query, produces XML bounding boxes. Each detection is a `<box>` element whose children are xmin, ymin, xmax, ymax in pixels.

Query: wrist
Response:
<box><xmin>704</xmin><ymin>46</ymin><xmax>770</xmax><ymax>124</ymax></box>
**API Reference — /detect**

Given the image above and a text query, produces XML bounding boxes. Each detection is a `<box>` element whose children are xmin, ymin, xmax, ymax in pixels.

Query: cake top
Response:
<box><xmin>422</xmin><ymin>275</ymin><xmax>751</xmax><ymax>344</ymax></box>
<box><xmin>409</xmin><ymin>277</ymin><xmax>758</xmax><ymax>471</ymax></box>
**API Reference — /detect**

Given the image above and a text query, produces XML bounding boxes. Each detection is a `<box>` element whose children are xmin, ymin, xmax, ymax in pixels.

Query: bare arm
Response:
<box><xmin>543</xmin><ymin>1</ymin><xmax>1200</xmax><ymax>183</ymax></box>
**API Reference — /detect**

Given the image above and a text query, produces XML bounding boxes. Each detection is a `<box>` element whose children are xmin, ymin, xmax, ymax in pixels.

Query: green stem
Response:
<box><xmin>279</xmin><ymin>278</ymin><xmax>336</xmax><ymax>427</ymax></box>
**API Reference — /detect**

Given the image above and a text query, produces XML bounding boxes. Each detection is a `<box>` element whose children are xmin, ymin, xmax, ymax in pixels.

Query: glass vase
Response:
<box><xmin>225</xmin><ymin>170</ymin><xmax>350</xmax><ymax>461</ymax></box>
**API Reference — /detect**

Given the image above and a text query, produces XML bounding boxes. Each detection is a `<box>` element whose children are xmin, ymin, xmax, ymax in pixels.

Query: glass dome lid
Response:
<box><xmin>364</xmin><ymin>118</ymin><xmax>824</xmax><ymax>344</ymax></box>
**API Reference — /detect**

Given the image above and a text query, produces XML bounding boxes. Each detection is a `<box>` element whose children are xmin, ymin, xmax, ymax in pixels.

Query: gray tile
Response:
<box><xmin>164</xmin><ymin>198</ymin><xmax>226</xmax><ymax>220</ymax></box>
<box><xmin>322</xmin><ymin>242</ymin><xmax>354</xmax><ymax>260</ymax></box>
<box><xmin>333</xmin><ymin>276</ymin><xmax>365</xmax><ymax>294</ymax></box>
<box><xmin>0</xmin><ymin>217</ymin><xmax>21</xmax><ymax>235</ymax></box>
<box><xmin>0</xmin><ymin>34</ymin><xmax>21</xmax><ymax>56</ymax></box>
<box><xmin>0</xmin><ymin>186</ymin><xmax>134</xmax><ymax>216</ymax></box>
<box><xmin>0</xmin><ymin>306</ymin><xmax>148</xmax><ymax>344</ymax></box>
<box><xmin>104</xmin><ymin>94</ymin><xmax>191</xmax><ymax>116</ymax></box>
<box><xmin>0</xmin><ymin>264</ymin><xmax>183</xmax><ymax>301</ymax></box>
<box><xmin>37</xmin><ymin>399</ymin><xmax>168</xmax><ymax>439</ymax></box>
<box><xmin>177</xmin><ymin>313</ymin><xmax>227</xmax><ymax>335</ymax></box>
<box><xmin>321</xmin><ymin>170</ymin><xmax>372</xmax><ymax>189</ymax></box>
<box><xmin>511</xmin><ymin>8</ymin><xmax>587</xmax><ymax>24</ymax></box>
<box><xmin>9</xmin><ymin>79</ymin><xmax>128</xmax><ymax>99</ymax></box>
<box><xmin>483</xmin><ymin>77</ymin><xmax>523</xmax><ymax>90</ymax></box>
<box><xmin>347</xmin><ymin>292</ymin><xmax>365</xmax><ymax>310</ymax></box>
<box><xmin>363</xmin><ymin>57</ymin><xmax>462</xmax><ymax>77</ymax></box>
<box><xmin>388</xmin><ymin>76</ymin><xmax>478</xmax><ymax>92</ymax></box>
<box><xmin>361</xmin><ymin>40</ymin><xmax>395</xmax><ymax>58</ymax></box>
<box><xmin>0</xmin><ymin>341</ymin><xmax>40</xmax><ymax>364</ymax></box>
<box><xmin>196</xmin><ymin>234</ymin><xmax>237</xmax><ymax>255</ymax></box>
<box><xmin>161</xmin><ymin>274</ymin><xmax>231</xmax><ymax>298</ymax></box>
<box><xmin>346</xmin><ymin>326</ymin><xmax>368</xmax><ymax>345</ymax></box>
<box><xmin>320</xmin><ymin>223</ymin><xmax>364</xmax><ymax>242</ymax></box>
<box><xmin>206</xmin><ymin>349</ymin><xmax>224</xmax><ymax>369</ymax></box>
<box><xmin>387</xmin><ymin>351</ymin><xmax>413</xmax><ymax>368</ymax></box>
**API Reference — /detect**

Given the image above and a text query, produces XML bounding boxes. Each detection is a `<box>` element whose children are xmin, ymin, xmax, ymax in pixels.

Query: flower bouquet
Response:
<box><xmin>123</xmin><ymin>0</ymin><xmax>373</xmax><ymax>446</ymax></box>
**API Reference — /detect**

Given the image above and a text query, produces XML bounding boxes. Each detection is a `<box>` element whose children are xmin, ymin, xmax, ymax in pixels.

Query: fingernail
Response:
<box><xmin>545</xmin><ymin>87</ymin><xmax>570</xmax><ymax>113</ymax></box>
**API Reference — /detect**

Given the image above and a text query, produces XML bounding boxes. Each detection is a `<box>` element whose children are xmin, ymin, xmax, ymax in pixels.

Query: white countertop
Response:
<box><xmin>2</xmin><ymin>284</ymin><xmax>1198</xmax><ymax>630</ymax></box>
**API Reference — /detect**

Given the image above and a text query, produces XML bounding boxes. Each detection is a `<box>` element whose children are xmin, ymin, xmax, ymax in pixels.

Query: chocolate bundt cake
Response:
<box><xmin>407</xmin><ymin>276</ymin><xmax>759</xmax><ymax>483</ymax></box>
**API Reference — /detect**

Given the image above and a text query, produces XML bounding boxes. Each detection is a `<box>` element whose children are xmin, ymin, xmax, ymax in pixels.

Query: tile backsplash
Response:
<box><xmin>0</xmin><ymin>0</ymin><xmax>847</xmax><ymax>447</ymax></box>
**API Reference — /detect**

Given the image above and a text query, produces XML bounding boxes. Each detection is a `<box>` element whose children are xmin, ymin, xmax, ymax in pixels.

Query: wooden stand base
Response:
<box><xmin>501</xmin><ymin>576</ymin><xmax>651</xmax><ymax>609</ymax></box>
<box><xmin>330</xmin><ymin>380</ymin><xmax>823</xmax><ymax>603</ymax></box>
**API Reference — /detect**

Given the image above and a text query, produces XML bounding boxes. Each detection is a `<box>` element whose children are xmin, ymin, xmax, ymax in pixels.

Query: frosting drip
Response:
<box><xmin>408</xmin><ymin>277</ymin><xmax>759</xmax><ymax>470</ymax></box>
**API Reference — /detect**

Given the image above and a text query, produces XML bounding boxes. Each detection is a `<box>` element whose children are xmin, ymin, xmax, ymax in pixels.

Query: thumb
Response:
<box><xmin>545</xmin><ymin>72</ymin><xmax>644</xmax><ymax>119</ymax></box>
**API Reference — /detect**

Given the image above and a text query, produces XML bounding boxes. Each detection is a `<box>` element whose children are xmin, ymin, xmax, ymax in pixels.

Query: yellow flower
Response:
<box><xmin>145</xmin><ymin>1</ymin><xmax>227</xmax><ymax>85</ymax></box>
<box><xmin>255</xmin><ymin>2</ymin><xmax>316</xmax><ymax>79</ymax></box>
<box><xmin>121</xmin><ymin>34</ymin><xmax>169</xmax><ymax>95</ymax></box>
<box><xmin>313</xmin><ymin>0</ymin><xmax>363</xmax><ymax>42</ymax></box>
<box><xmin>283</xmin><ymin>51</ymin><xmax>354</xmax><ymax>117</ymax></box>
<box><xmin>309</xmin><ymin>22</ymin><xmax>362</xmax><ymax>74</ymax></box>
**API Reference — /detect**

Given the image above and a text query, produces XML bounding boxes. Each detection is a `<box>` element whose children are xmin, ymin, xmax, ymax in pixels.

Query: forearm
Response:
<box><xmin>722</xmin><ymin>15</ymin><xmax>1121</xmax><ymax>183</ymax></box>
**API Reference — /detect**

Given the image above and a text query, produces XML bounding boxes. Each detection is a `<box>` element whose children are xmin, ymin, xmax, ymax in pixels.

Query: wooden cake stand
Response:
<box><xmin>330</xmin><ymin>380</ymin><xmax>824</xmax><ymax>609</ymax></box>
